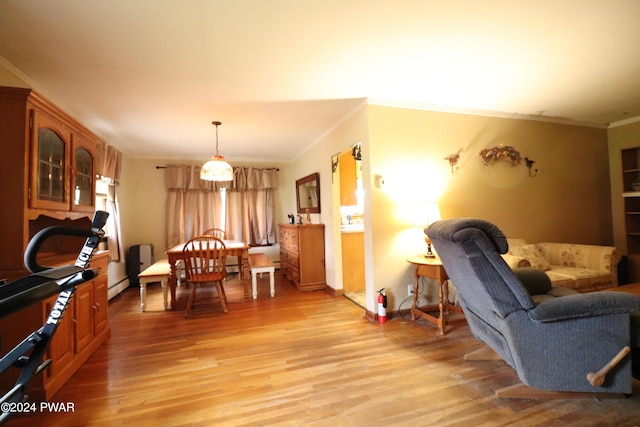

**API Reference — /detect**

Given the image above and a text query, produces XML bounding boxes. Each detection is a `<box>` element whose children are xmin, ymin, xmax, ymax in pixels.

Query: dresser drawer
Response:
<box><xmin>288</xmin><ymin>255</ymin><xmax>299</xmax><ymax>269</ymax></box>
<box><xmin>90</xmin><ymin>253</ymin><xmax>109</xmax><ymax>279</ymax></box>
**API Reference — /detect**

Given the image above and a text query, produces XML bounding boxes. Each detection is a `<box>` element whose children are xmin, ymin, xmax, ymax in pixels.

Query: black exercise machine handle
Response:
<box><xmin>23</xmin><ymin>211</ymin><xmax>109</xmax><ymax>273</ymax></box>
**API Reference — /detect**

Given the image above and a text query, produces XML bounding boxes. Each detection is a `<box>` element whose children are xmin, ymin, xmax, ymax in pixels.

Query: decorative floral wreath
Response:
<box><xmin>479</xmin><ymin>145</ymin><xmax>522</xmax><ymax>166</ymax></box>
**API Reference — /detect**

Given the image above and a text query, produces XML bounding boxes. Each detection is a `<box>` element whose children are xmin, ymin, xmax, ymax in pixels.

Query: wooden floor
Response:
<box><xmin>7</xmin><ymin>272</ymin><xmax>640</xmax><ymax>426</ymax></box>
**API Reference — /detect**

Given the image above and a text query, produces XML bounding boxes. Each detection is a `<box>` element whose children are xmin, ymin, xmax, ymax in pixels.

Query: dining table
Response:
<box><xmin>165</xmin><ymin>239</ymin><xmax>250</xmax><ymax>309</ymax></box>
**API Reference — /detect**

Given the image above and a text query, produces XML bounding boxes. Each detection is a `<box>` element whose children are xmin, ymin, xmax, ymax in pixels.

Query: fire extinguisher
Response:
<box><xmin>377</xmin><ymin>288</ymin><xmax>387</xmax><ymax>324</ymax></box>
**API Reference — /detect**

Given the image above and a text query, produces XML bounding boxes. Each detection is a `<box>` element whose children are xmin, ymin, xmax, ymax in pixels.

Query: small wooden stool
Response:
<box><xmin>248</xmin><ymin>253</ymin><xmax>275</xmax><ymax>299</ymax></box>
<box><xmin>138</xmin><ymin>259</ymin><xmax>171</xmax><ymax>311</ymax></box>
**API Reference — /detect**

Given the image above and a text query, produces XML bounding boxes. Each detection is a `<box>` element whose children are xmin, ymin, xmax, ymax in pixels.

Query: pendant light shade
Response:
<box><xmin>201</xmin><ymin>121</ymin><xmax>233</xmax><ymax>181</ymax></box>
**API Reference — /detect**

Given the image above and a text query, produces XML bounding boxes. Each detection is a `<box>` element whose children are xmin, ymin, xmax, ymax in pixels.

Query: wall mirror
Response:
<box><xmin>296</xmin><ymin>172</ymin><xmax>321</xmax><ymax>213</ymax></box>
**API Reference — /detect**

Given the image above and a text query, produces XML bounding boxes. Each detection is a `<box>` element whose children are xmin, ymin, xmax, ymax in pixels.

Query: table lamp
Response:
<box><xmin>416</xmin><ymin>202</ymin><xmax>441</xmax><ymax>258</ymax></box>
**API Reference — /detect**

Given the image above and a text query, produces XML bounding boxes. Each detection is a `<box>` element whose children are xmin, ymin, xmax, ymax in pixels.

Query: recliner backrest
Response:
<box><xmin>427</xmin><ymin>219</ymin><xmax>535</xmax><ymax>326</ymax></box>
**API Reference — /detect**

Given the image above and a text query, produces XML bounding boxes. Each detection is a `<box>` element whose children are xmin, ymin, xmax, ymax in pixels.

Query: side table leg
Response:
<box><xmin>410</xmin><ymin>277</ymin><xmax>419</xmax><ymax>321</ymax></box>
<box><xmin>437</xmin><ymin>280</ymin><xmax>447</xmax><ymax>335</ymax></box>
<box><xmin>444</xmin><ymin>279</ymin><xmax>451</xmax><ymax>315</ymax></box>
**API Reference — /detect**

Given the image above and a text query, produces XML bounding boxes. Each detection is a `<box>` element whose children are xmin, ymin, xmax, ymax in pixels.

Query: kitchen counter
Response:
<box><xmin>341</xmin><ymin>224</ymin><xmax>364</xmax><ymax>233</ymax></box>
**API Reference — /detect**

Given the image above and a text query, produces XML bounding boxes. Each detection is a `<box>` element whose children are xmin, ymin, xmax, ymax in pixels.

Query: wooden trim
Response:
<box><xmin>324</xmin><ymin>285</ymin><xmax>344</xmax><ymax>296</ymax></box>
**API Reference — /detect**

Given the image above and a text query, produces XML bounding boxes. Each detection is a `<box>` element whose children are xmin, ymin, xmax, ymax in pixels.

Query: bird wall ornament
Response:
<box><xmin>525</xmin><ymin>157</ymin><xmax>538</xmax><ymax>177</ymax></box>
<box><xmin>444</xmin><ymin>149</ymin><xmax>462</xmax><ymax>173</ymax></box>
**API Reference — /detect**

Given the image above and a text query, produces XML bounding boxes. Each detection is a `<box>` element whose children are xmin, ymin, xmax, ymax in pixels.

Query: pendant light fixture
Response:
<box><xmin>200</xmin><ymin>121</ymin><xmax>233</xmax><ymax>181</ymax></box>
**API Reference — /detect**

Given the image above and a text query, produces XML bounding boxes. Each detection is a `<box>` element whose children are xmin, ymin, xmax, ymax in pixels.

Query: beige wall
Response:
<box><xmin>287</xmin><ymin>102</ymin><xmax>369</xmax><ymax>290</ymax></box>
<box><xmin>117</xmin><ymin>157</ymin><xmax>292</xmax><ymax>257</ymax></box>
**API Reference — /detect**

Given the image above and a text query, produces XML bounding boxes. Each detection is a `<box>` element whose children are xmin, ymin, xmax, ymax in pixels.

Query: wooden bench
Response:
<box><xmin>138</xmin><ymin>259</ymin><xmax>171</xmax><ymax>311</ymax></box>
<box><xmin>248</xmin><ymin>253</ymin><xmax>275</xmax><ymax>299</ymax></box>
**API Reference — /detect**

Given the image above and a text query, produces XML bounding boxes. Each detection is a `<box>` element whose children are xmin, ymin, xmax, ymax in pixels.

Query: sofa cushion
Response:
<box><xmin>514</xmin><ymin>267</ymin><xmax>552</xmax><ymax>295</ymax></box>
<box><xmin>508</xmin><ymin>244</ymin><xmax>551</xmax><ymax>271</ymax></box>
<box><xmin>536</xmin><ymin>243</ymin><xmax>617</xmax><ymax>274</ymax></box>
<box><xmin>545</xmin><ymin>267</ymin><xmax>610</xmax><ymax>293</ymax></box>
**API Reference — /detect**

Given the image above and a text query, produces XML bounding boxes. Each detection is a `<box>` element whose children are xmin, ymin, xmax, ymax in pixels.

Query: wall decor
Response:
<box><xmin>331</xmin><ymin>153</ymin><xmax>339</xmax><ymax>183</ymax></box>
<box><xmin>525</xmin><ymin>157</ymin><xmax>538</xmax><ymax>177</ymax></box>
<box><xmin>479</xmin><ymin>145</ymin><xmax>522</xmax><ymax>167</ymax></box>
<box><xmin>296</xmin><ymin>172</ymin><xmax>321</xmax><ymax>213</ymax></box>
<box><xmin>479</xmin><ymin>145</ymin><xmax>538</xmax><ymax>177</ymax></box>
<box><xmin>444</xmin><ymin>151</ymin><xmax>461</xmax><ymax>173</ymax></box>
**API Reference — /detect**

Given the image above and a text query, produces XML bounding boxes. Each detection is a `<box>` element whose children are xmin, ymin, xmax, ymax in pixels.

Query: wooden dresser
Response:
<box><xmin>0</xmin><ymin>86</ymin><xmax>110</xmax><ymax>400</ymax></box>
<box><xmin>279</xmin><ymin>224</ymin><xmax>326</xmax><ymax>291</ymax></box>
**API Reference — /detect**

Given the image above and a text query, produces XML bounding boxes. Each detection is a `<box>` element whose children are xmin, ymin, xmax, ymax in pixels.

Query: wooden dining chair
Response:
<box><xmin>203</xmin><ymin>228</ymin><xmax>226</xmax><ymax>239</ymax></box>
<box><xmin>182</xmin><ymin>235</ymin><xmax>228</xmax><ymax>317</ymax></box>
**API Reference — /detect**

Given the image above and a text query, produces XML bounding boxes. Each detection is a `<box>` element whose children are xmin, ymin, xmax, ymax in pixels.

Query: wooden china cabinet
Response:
<box><xmin>0</xmin><ymin>86</ymin><xmax>110</xmax><ymax>400</ymax></box>
<box><xmin>279</xmin><ymin>224</ymin><xmax>326</xmax><ymax>291</ymax></box>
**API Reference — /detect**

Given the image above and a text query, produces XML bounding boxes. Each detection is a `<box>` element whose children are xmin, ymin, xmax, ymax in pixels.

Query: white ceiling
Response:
<box><xmin>1</xmin><ymin>0</ymin><xmax>639</xmax><ymax>162</ymax></box>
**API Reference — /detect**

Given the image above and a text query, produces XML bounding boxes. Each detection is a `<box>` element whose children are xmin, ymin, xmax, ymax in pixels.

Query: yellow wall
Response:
<box><xmin>0</xmin><ymin>60</ymin><xmax>28</xmax><ymax>87</ymax></box>
<box><xmin>362</xmin><ymin>105</ymin><xmax>611</xmax><ymax>311</ymax></box>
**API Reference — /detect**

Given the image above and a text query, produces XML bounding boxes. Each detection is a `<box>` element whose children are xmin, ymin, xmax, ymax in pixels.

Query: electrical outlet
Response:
<box><xmin>407</xmin><ymin>284</ymin><xmax>415</xmax><ymax>296</ymax></box>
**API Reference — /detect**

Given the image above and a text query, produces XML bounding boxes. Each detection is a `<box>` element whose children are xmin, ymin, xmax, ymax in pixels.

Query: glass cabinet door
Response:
<box><xmin>71</xmin><ymin>135</ymin><xmax>96</xmax><ymax>213</ymax></box>
<box><xmin>30</xmin><ymin>110</ymin><xmax>71</xmax><ymax>211</ymax></box>
<box><xmin>37</xmin><ymin>129</ymin><xmax>66</xmax><ymax>203</ymax></box>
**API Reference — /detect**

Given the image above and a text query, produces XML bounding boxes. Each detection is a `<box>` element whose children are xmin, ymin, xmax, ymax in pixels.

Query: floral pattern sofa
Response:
<box><xmin>502</xmin><ymin>238</ymin><xmax>621</xmax><ymax>292</ymax></box>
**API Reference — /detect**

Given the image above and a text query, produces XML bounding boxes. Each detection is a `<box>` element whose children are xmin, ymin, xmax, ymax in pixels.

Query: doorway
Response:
<box><xmin>339</xmin><ymin>143</ymin><xmax>365</xmax><ymax>308</ymax></box>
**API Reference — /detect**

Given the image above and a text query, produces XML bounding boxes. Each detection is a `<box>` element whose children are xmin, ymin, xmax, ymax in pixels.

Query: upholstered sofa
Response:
<box><xmin>502</xmin><ymin>239</ymin><xmax>621</xmax><ymax>292</ymax></box>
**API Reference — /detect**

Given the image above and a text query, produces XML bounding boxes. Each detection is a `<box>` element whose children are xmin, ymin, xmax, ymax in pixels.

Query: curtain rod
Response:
<box><xmin>155</xmin><ymin>165</ymin><xmax>279</xmax><ymax>171</ymax></box>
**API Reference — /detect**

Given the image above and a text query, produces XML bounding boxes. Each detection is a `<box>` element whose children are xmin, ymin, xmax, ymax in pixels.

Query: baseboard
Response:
<box><xmin>108</xmin><ymin>277</ymin><xmax>130</xmax><ymax>300</ymax></box>
<box><xmin>325</xmin><ymin>284</ymin><xmax>344</xmax><ymax>296</ymax></box>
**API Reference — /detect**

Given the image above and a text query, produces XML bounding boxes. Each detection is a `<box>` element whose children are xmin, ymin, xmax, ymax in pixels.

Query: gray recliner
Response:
<box><xmin>426</xmin><ymin>218</ymin><xmax>640</xmax><ymax>394</ymax></box>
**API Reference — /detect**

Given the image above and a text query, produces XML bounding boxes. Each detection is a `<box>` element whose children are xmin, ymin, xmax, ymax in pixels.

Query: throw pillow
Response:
<box><xmin>509</xmin><ymin>244</ymin><xmax>551</xmax><ymax>271</ymax></box>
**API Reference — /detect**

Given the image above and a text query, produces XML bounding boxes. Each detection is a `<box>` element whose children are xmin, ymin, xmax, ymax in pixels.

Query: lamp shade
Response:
<box><xmin>201</xmin><ymin>121</ymin><xmax>233</xmax><ymax>181</ymax></box>
<box><xmin>414</xmin><ymin>202</ymin><xmax>441</xmax><ymax>227</ymax></box>
<box><xmin>425</xmin><ymin>203</ymin><xmax>441</xmax><ymax>226</ymax></box>
<box><xmin>200</xmin><ymin>155</ymin><xmax>233</xmax><ymax>181</ymax></box>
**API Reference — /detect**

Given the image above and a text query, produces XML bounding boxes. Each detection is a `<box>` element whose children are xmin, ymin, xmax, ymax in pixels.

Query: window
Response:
<box><xmin>95</xmin><ymin>178</ymin><xmax>110</xmax><ymax>250</ymax></box>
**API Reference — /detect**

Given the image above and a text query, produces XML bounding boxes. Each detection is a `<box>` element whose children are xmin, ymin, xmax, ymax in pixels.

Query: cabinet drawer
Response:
<box><xmin>288</xmin><ymin>256</ymin><xmax>299</xmax><ymax>268</ymax></box>
<box><xmin>90</xmin><ymin>253</ymin><xmax>108</xmax><ymax>279</ymax></box>
<box><xmin>290</xmin><ymin>268</ymin><xmax>300</xmax><ymax>282</ymax></box>
<box><xmin>288</xmin><ymin>236</ymin><xmax>298</xmax><ymax>252</ymax></box>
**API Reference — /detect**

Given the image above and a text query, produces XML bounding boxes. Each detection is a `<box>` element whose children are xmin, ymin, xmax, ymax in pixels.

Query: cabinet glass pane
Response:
<box><xmin>38</xmin><ymin>129</ymin><xmax>66</xmax><ymax>202</ymax></box>
<box><xmin>74</xmin><ymin>147</ymin><xmax>93</xmax><ymax>206</ymax></box>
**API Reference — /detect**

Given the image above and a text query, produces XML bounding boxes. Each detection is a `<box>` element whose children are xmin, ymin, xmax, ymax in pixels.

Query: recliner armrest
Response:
<box><xmin>528</xmin><ymin>292</ymin><xmax>640</xmax><ymax>323</ymax></box>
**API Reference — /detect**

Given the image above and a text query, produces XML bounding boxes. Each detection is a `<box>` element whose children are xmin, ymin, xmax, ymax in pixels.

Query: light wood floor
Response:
<box><xmin>7</xmin><ymin>272</ymin><xmax>640</xmax><ymax>426</ymax></box>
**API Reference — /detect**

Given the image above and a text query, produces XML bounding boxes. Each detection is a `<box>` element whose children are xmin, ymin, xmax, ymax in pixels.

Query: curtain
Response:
<box><xmin>96</xmin><ymin>141</ymin><xmax>123</xmax><ymax>262</ymax></box>
<box><xmin>228</xmin><ymin>167</ymin><xmax>278</xmax><ymax>245</ymax></box>
<box><xmin>165</xmin><ymin>165</ymin><xmax>278</xmax><ymax>248</ymax></box>
<box><xmin>166</xmin><ymin>165</ymin><xmax>225</xmax><ymax>248</ymax></box>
